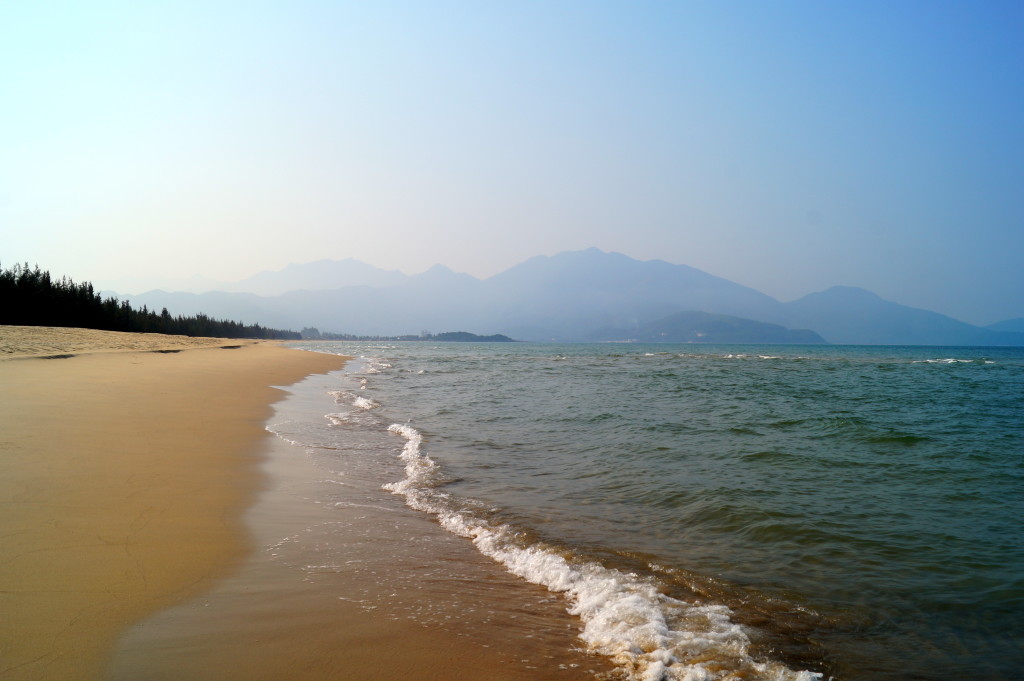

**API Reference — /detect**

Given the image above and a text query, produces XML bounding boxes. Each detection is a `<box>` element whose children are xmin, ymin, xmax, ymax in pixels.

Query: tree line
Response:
<box><xmin>1</xmin><ymin>262</ymin><xmax>300</xmax><ymax>339</ymax></box>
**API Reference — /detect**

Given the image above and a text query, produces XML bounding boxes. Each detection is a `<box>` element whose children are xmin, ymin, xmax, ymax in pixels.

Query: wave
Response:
<box><xmin>912</xmin><ymin>358</ymin><xmax>995</xmax><ymax>365</ymax></box>
<box><xmin>364</xmin><ymin>358</ymin><xmax>393</xmax><ymax>374</ymax></box>
<box><xmin>383</xmin><ymin>423</ymin><xmax>821</xmax><ymax>681</ymax></box>
<box><xmin>353</xmin><ymin>396</ymin><xmax>380</xmax><ymax>410</ymax></box>
<box><xmin>329</xmin><ymin>389</ymin><xmax>381</xmax><ymax>411</ymax></box>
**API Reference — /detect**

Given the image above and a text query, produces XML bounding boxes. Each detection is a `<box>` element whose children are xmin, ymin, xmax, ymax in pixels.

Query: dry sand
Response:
<box><xmin>0</xmin><ymin>326</ymin><xmax>608</xmax><ymax>681</ymax></box>
<box><xmin>0</xmin><ymin>326</ymin><xmax>347</xmax><ymax>681</ymax></box>
<box><xmin>0</xmin><ymin>325</ymin><xmax>257</xmax><ymax>359</ymax></box>
<box><xmin>110</xmin><ymin>383</ymin><xmax>610</xmax><ymax>681</ymax></box>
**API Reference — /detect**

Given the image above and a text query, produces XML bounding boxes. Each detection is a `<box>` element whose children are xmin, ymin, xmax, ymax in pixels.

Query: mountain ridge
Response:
<box><xmin>590</xmin><ymin>310</ymin><xmax>826</xmax><ymax>344</ymax></box>
<box><xmin>119</xmin><ymin>249</ymin><xmax>1024</xmax><ymax>346</ymax></box>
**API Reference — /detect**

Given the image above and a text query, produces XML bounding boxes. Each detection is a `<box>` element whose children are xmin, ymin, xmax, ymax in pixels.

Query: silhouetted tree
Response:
<box><xmin>0</xmin><ymin>263</ymin><xmax>301</xmax><ymax>339</ymax></box>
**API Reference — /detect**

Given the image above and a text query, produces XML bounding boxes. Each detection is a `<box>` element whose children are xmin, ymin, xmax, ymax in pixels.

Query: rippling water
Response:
<box><xmin>289</xmin><ymin>342</ymin><xmax>1024</xmax><ymax>681</ymax></box>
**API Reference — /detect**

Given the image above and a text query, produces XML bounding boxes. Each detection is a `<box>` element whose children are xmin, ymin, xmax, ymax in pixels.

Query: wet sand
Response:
<box><xmin>0</xmin><ymin>327</ymin><xmax>608</xmax><ymax>681</ymax></box>
<box><xmin>110</xmin><ymin>369</ymin><xmax>611</xmax><ymax>681</ymax></box>
<box><xmin>0</xmin><ymin>326</ymin><xmax>347</xmax><ymax>680</ymax></box>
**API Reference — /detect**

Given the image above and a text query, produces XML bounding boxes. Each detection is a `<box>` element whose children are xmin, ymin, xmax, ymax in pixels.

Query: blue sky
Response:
<box><xmin>2</xmin><ymin>1</ymin><xmax>1021</xmax><ymax>324</ymax></box>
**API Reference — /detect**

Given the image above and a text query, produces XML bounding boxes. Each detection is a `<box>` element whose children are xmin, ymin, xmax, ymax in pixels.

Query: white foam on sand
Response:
<box><xmin>384</xmin><ymin>424</ymin><xmax>821</xmax><ymax>681</ymax></box>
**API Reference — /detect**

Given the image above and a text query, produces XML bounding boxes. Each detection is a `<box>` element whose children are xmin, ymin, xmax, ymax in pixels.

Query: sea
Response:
<box><xmin>275</xmin><ymin>341</ymin><xmax>1024</xmax><ymax>681</ymax></box>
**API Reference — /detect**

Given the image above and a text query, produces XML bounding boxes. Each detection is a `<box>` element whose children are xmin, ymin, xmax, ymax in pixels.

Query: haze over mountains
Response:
<box><xmin>119</xmin><ymin>249</ymin><xmax>1024</xmax><ymax>346</ymax></box>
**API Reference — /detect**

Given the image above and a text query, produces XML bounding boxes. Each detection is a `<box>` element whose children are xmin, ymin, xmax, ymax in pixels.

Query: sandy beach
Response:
<box><xmin>0</xmin><ymin>326</ymin><xmax>347</xmax><ymax>681</ymax></box>
<box><xmin>109</xmin><ymin>367</ymin><xmax>610</xmax><ymax>681</ymax></box>
<box><xmin>1</xmin><ymin>327</ymin><xmax>609</xmax><ymax>681</ymax></box>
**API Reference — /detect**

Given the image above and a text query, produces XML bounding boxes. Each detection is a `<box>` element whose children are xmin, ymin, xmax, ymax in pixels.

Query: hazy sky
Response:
<box><xmin>2</xmin><ymin>1</ymin><xmax>1022</xmax><ymax>325</ymax></box>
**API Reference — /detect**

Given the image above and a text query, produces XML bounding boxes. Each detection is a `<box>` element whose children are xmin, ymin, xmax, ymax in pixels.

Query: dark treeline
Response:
<box><xmin>1</xmin><ymin>262</ymin><xmax>300</xmax><ymax>339</ymax></box>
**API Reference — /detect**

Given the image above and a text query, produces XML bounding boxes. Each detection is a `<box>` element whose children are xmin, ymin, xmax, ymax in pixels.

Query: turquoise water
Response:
<box><xmin>292</xmin><ymin>342</ymin><xmax>1024</xmax><ymax>680</ymax></box>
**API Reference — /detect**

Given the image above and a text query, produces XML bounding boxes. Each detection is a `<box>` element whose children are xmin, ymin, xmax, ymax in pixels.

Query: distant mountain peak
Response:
<box><xmin>126</xmin><ymin>250</ymin><xmax>1023</xmax><ymax>346</ymax></box>
<box><xmin>987</xmin><ymin>317</ymin><xmax>1024</xmax><ymax>333</ymax></box>
<box><xmin>591</xmin><ymin>310</ymin><xmax>826</xmax><ymax>344</ymax></box>
<box><xmin>820</xmin><ymin>285</ymin><xmax>880</xmax><ymax>297</ymax></box>
<box><xmin>411</xmin><ymin>264</ymin><xmax>480</xmax><ymax>284</ymax></box>
<box><xmin>415</xmin><ymin>263</ymin><xmax>461</xmax><ymax>277</ymax></box>
<box><xmin>229</xmin><ymin>257</ymin><xmax>407</xmax><ymax>295</ymax></box>
<box><xmin>792</xmin><ymin>285</ymin><xmax>882</xmax><ymax>302</ymax></box>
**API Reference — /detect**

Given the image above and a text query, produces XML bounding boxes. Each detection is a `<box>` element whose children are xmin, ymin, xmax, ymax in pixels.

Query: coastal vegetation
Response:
<box><xmin>0</xmin><ymin>262</ymin><xmax>300</xmax><ymax>339</ymax></box>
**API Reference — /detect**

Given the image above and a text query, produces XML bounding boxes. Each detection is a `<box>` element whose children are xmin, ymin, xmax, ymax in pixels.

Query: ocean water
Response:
<box><xmin>283</xmin><ymin>342</ymin><xmax>1024</xmax><ymax>681</ymax></box>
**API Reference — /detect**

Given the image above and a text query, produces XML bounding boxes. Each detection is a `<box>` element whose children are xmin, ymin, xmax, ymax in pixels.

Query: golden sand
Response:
<box><xmin>0</xmin><ymin>325</ymin><xmax>258</xmax><ymax>359</ymax></box>
<box><xmin>0</xmin><ymin>326</ymin><xmax>606</xmax><ymax>681</ymax></box>
<box><xmin>0</xmin><ymin>326</ymin><xmax>347</xmax><ymax>681</ymax></box>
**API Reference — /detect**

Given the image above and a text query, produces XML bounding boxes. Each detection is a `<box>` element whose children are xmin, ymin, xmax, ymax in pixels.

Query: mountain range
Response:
<box><xmin>118</xmin><ymin>248</ymin><xmax>1024</xmax><ymax>346</ymax></box>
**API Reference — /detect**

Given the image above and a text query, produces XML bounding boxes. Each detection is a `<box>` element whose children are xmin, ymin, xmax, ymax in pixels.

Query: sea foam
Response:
<box><xmin>384</xmin><ymin>424</ymin><xmax>821</xmax><ymax>681</ymax></box>
<box><xmin>912</xmin><ymin>358</ymin><xmax>995</xmax><ymax>364</ymax></box>
<box><xmin>353</xmin><ymin>396</ymin><xmax>380</xmax><ymax>410</ymax></box>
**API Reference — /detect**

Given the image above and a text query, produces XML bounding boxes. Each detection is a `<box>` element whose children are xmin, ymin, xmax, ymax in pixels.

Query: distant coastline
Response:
<box><xmin>299</xmin><ymin>328</ymin><xmax>516</xmax><ymax>342</ymax></box>
<box><xmin>117</xmin><ymin>250</ymin><xmax>1024</xmax><ymax>346</ymax></box>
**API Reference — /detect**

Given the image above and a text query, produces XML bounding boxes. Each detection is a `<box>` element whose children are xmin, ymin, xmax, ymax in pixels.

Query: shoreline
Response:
<box><xmin>0</xmin><ymin>326</ymin><xmax>347</xmax><ymax>681</ymax></box>
<box><xmin>110</xmin><ymin>365</ymin><xmax>611</xmax><ymax>681</ymax></box>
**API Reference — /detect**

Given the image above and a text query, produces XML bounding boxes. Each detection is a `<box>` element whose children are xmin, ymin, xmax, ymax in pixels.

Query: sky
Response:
<box><xmin>2</xmin><ymin>1</ymin><xmax>1022</xmax><ymax>325</ymax></box>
